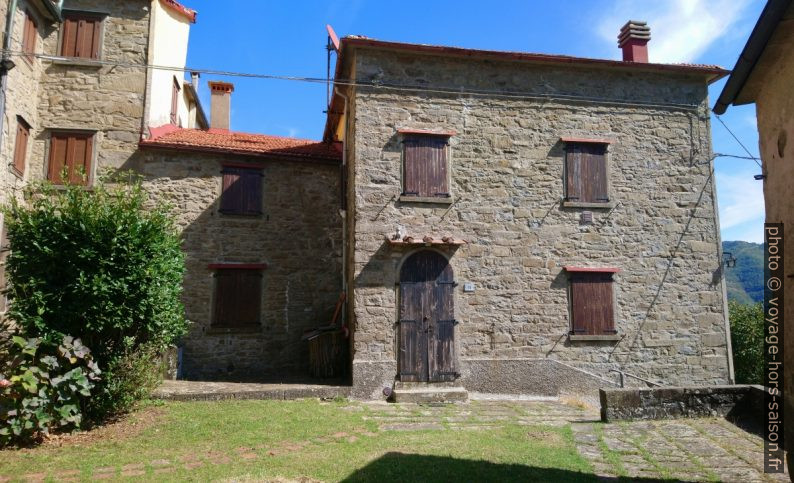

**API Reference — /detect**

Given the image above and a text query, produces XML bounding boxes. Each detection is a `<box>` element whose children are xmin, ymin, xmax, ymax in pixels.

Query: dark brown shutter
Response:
<box><xmin>565</xmin><ymin>144</ymin><xmax>582</xmax><ymax>201</ymax></box>
<box><xmin>567</xmin><ymin>143</ymin><xmax>608</xmax><ymax>203</ymax></box>
<box><xmin>220</xmin><ymin>167</ymin><xmax>262</xmax><ymax>215</ymax></box>
<box><xmin>49</xmin><ymin>133</ymin><xmax>92</xmax><ymax>185</ymax></box>
<box><xmin>61</xmin><ymin>17</ymin><xmax>78</xmax><ymax>56</ymax></box>
<box><xmin>213</xmin><ymin>269</ymin><xmax>262</xmax><ymax>328</ymax></box>
<box><xmin>12</xmin><ymin>121</ymin><xmax>29</xmax><ymax>175</ymax></box>
<box><xmin>170</xmin><ymin>78</ymin><xmax>180</xmax><ymax>125</ymax></box>
<box><xmin>571</xmin><ymin>273</ymin><xmax>615</xmax><ymax>335</ymax></box>
<box><xmin>403</xmin><ymin>135</ymin><xmax>449</xmax><ymax>198</ymax></box>
<box><xmin>582</xmin><ymin>144</ymin><xmax>608</xmax><ymax>202</ymax></box>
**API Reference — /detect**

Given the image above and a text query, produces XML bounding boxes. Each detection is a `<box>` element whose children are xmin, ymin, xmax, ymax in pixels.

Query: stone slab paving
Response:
<box><xmin>153</xmin><ymin>380</ymin><xmax>350</xmax><ymax>401</ymax></box>
<box><xmin>367</xmin><ymin>399</ymin><xmax>788</xmax><ymax>482</ymax></box>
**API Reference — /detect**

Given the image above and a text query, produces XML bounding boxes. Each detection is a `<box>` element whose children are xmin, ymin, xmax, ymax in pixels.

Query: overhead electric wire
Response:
<box><xmin>0</xmin><ymin>49</ymin><xmax>764</xmax><ymax>167</ymax></box>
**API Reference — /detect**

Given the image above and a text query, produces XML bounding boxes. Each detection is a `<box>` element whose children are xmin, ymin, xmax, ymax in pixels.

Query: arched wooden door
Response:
<box><xmin>398</xmin><ymin>250</ymin><xmax>457</xmax><ymax>382</ymax></box>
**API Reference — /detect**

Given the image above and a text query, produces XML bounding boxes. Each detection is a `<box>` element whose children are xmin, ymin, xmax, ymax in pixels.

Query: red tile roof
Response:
<box><xmin>160</xmin><ymin>0</ymin><xmax>197</xmax><ymax>23</ymax></box>
<box><xmin>140</xmin><ymin>125</ymin><xmax>342</xmax><ymax>162</ymax></box>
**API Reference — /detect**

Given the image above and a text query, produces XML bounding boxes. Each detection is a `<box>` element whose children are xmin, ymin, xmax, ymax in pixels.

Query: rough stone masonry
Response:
<box><xmin>340</xmin><ymin>46</ymin><xmax>733</xmax><ymax>399</ymax></box>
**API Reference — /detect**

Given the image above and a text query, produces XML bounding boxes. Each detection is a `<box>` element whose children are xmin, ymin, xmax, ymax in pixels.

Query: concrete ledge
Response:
<box><xmin>569</xmin><ymin>334</ymin><xmax>623</xmax><ymax>342</ymax></box>
<box><xmin>600</xmin><ymin>385</ymin><xmax>764</xmax><ymax>422</ymax></box>
<box><xmin>153</xmin><ymin>380</ymin><xmax>351</xmax><ymax>402</ymax></box>
<box><xmin>562</xmin><ymin>201</ymin><xmax>616</xmax><ymax>209</ymax></box>
<box><xmin>398</xmin><ymin>195</ymin><xmax>454</xmax><ymax>204</ymax></box>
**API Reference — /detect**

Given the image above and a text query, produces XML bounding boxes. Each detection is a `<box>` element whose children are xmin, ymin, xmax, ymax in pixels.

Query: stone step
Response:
<box><xmin>391</xmin><ymin>385</ymin><xmax>469</xmax><ymax>403</ymax></box>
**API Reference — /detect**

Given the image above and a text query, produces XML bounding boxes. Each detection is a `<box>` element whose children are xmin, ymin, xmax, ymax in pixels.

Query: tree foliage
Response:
<box><xmin>2</xmin><ymin>178</ymin><xmax>188</xmax><ymax>419</ymax></box>
<box><xmin>728</xmin><ymin>301</ymin><xmax>764</xmax><ymax>384</ymax></box>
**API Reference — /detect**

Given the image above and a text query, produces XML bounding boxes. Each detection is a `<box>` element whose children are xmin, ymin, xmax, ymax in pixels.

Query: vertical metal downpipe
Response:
<box><xmin>0</xmin><ymin>0</ymin><xmax>20</xmax><ymax>162</ymax></box>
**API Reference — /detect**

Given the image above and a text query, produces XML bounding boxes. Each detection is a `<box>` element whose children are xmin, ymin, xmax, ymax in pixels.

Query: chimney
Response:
<box><xmin>191</xmin><ymin>71</ymin><xmax>200</xmax><ymax>90</ymax></box>
<box><xmin>208</xmin><ymin>81</ymin><xmax>234</xmax><ymax>130</ymax></box>
<box><xmin>618</xmin><ymin>20</ymin><xmax>650</xmax><ymax>63</ymax></box>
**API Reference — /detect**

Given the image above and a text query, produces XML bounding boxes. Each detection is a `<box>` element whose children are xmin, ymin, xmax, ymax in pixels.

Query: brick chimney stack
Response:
<box><xmin>618</xmin><ymin>20</ymin><xmax>651</xmax><ymax>63</ymax></box>
<box><xmin>208</xmin><ymin>81</ymin><xmax>234</xmax><ymax>130</ymax></box>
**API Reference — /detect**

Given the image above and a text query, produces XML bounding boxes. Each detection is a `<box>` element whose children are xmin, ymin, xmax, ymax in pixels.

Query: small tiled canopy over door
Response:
<box><xmin>569</xmin><ymin>271</ymin><xmax>617</xmax><ymax>335</ymax></box>
<box><xmin>48</xmin><ymin>132</ymin><xmax>93</xmax><ymax>185</ymax></box>
<box><xmin>566</xmin><ymin>143</ymin><xmax>608</xmax><ymax>203</ymax></box>
<box><xmin>399</xmin><ymin>250</ymin><xmax>456</xmax><ymax>382</ymax></box>
<box><xmin>402</xmin><ymin>135</ymin><xmax>450</xmax><ymax>198</ymax></box>
<box><xmin>220</xmin><ymin>166</ymin><xmax>263</xmax><ymax>215</ymax></box>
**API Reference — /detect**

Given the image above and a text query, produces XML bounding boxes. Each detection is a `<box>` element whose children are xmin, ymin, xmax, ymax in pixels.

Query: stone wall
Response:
<box><xmin>0</xmin><ymin>0</ymin><xmax>55</xmax><ymax>206</ymax></box>
<box><xmin>348</xmin><ymin>49</ymin><xmax>731</xmax><ymax>398</ymax></box>
<box><xmin>140</xmin><ymin>149</ymin><xmax>343</xmax><ymax>381</ymax></box>
<box><xmin>600</xmin><ymin>385</ymin><xmax>764</xmax><ymax>422</ymax></box>
<box><xmin>27</xmin><ymin>0</ymin><xmax>150</xmax><ymax>185</ymax></box>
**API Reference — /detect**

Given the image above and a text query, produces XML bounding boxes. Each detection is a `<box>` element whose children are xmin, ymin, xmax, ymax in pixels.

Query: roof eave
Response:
<box><xmin>138</xmin><ymin>140</ymin><xmax>342</xmax><ymax>164</ymax></box>
<box><xmin>713</xmin><ymin>0</ymin><xmax>792</xmax><ymax>114</ymax></box>
<box><xmin>342</xmin><ymin>37</ymin><xmax>729</xmax><ymax>81</ymax></box>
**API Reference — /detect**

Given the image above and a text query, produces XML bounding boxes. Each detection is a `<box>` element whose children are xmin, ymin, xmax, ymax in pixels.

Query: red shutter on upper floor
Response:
<box><xmin>48</xmin><ymin>132</ymin><xmax>93</xmax><ymax>185</ymax></box>
<box><xmin>61</xmin><ymin>15</ymin><xmax>101</xmax><ymax>59</ymax></box>
<box><xmin>12</xmin><ymin>120</ymin><xmax>30</xmax><ymax>176</ymax></box>
<box><xmin>22</xmin><ymin>13</ymin><xmax>37</xmax><ymax>58</ymax></box>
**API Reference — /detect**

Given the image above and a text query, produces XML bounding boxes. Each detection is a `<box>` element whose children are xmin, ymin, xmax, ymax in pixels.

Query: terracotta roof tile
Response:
<box><xmin>141</xmin><ymin>125</ymin><xmax>342</xmax><ymax>162</ymax></box>
<box><xmin>160</xmin><ymin>0</ymin><xmax>197</xmax><ymax>23</ymax></box>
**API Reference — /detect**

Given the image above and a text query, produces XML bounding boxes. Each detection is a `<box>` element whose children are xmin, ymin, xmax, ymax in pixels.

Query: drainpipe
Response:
<box><xmin>0</xmin><ymin>0</ymin><xmax>19</xmax><ymax>164</ymax></box>
<box><xmin>334</xmin><ymin>86</ymin><xmax>349</xmax><ymax>295</ymax></box>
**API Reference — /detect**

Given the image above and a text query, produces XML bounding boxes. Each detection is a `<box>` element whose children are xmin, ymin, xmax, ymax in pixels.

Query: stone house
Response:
<box><xmin>713</xmin><ymin>0</ymin><xmax>793</xmax><ymax>473</ymax></box>
<box><xmin>0</xmin><ymin>1</ymin><xmax>736</xmax><ymax>399</ymax></box>
<box><xmin>325</xmin><ymin>23</ymin><xmax>735</xmax><ymax>399</ymax></box>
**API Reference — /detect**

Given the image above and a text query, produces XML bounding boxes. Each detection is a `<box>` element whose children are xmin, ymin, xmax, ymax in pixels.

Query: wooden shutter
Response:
<box><xmin>48</xmin><ymin>132</ymin><xmax>93</xmax><ymax>185</ymax></box>
<box><xmin>566</xmin><ymin>143</ymin><xmax>608</xmax><ymax>203</ymax></box>
<box><xmin>22</xmin><ymin>13</ymin><xmax>37</xmax><ymax>58</ymax></box>
<box><xmin>170</xmin><ymin>78</ymin><xmax>180</xmax><ymax>125</ymax></box>
<box><xmin>581</xmin><ymin>144</ymin><xmax>608</xmax><ymax>202</ymax></box>
<box><xmin>213</xmin><ymin>269</ymin><xmax>262</xmax><ymax>328</ymax></box>
<box><xmin>571</xmin><ymin>273</ymin><xmax>615</xmax><ymax>335</ymax></box>
<box><xmin>403</xmin><ymin>135</ymin><xmax>449</xmax><ymax>198</ymax></box>
<box><xmin>220</xmin><ymin>166</ymin><xmax>263</xmax><ymax>215</ymax></box>
<box><xmin>61</xmin><ymin>15</ymin><xmax>101</xmax><ymax>59</ymax></box>
<box><xmin>12</xmin><ymin>120</ymin><xmax>30</xmax><ymax>176</ymax></box>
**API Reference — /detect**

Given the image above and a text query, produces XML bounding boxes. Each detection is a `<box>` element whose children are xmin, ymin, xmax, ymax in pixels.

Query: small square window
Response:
<box><xmin>212</xmin><ymin>268</ymin><xmax>263</xmax><ymax>328</ymax></box>
<box><xmin>565</xmin><ymin>142</ymin><xmax>609</xmax><ymax>203</ymax></box>
<box><xmin>402</xmin><ymin>134</ymin><xmax>451</xmax><ymax>199</ymax></box>
<box><xmin>569</xmin><ymin>271</ymin><xmax>617</xmax><ymax>335</ymax></box>
<box><xmin>60</xmin><ymin>13</ymin><xmax>103</xmax><ymax>59</ymax></box>
<box><xmin>48</xmin><ymin>131</ymin><xmax>94</xmax><ymax>185</ymax></box>
<box><xmin>220</xmin><ymin>166</ymin><xmax>263</xmax><ymax>215</ymax></box>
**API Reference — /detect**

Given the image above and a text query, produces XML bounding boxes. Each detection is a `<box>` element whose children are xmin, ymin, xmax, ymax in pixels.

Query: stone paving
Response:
<box><xmin>6</xmin><ymin>399</ymin><xmax>788</xmax><ymax>481</ymax></box>
<box><xmin>363</xmin><ymin>399</ymin><xmax>788</xmax><ymax>482</ymax></box>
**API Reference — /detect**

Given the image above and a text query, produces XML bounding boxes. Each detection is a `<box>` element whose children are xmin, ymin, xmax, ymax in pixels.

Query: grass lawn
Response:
<box><xmin>0</xmin><ymin>399</ymin><xmax>600</xmax><ymax>482</ymax></box>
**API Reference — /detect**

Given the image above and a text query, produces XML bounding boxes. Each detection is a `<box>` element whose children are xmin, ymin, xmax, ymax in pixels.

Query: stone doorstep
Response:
<box><xmin>391</xmin><ymin>386</ymin><xmax>469</xmax><ymax>403</ymax></box>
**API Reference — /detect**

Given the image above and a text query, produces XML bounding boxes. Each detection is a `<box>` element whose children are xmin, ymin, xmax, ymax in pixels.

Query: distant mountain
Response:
<box><xmin>723</xmin><ymin>241</ymin><xmax>764</xmax><ymax>304</ymax></box>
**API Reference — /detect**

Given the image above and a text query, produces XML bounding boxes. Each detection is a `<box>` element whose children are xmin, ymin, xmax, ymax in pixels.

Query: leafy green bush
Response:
<box><xmin>2</xmin><ymin>179</ymin><xmax>188</xmax><ymax>419</ymax></box>
<box><xmin>728</xmin><ymin>301</ymin><xmax>764</xmax><ymax>384</ymax></box>
<box><xmin>0</xmin><ymin>335</ymin><xmax>100</xmax><ymax>446</ymax></box>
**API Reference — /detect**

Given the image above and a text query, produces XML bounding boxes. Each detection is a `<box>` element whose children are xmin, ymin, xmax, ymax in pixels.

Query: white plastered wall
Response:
<box><xmin>147</xmin><ymin>0</ymin><xmax>191</xmax><ymax>129</ymax></box>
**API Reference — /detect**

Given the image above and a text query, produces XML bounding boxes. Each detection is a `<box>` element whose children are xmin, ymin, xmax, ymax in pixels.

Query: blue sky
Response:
<box><xmin>183</xmin><ymin>0</ymin><xmax>766</xmax><ymax>243</ymax></box>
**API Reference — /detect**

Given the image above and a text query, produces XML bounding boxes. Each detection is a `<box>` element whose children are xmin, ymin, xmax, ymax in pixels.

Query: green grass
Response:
<box><xmin>0</xmin><ymin>399</ymin><xmax>599</xmax><ymax>482</ymax></box>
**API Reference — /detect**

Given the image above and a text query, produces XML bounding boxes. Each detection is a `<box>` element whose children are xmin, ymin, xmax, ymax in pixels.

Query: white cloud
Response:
<box><xmin>715</xmin><ymin>171</ymin><xmax>765</xmax><ymax>241</ymax></box>
<box><xmin>287</xmin><ymin>127</ymin><xmax>300</xmax><ymax>138</ymax></box>
<box><xmin>596</xmin><ymin>0</ymin><xmax>754</xmax><ymax>63</ymax></box>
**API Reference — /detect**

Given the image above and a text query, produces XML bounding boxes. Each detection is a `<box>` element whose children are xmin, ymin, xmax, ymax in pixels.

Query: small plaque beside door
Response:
<box><xmin>463</xmin><ymin>282</ymin><xmax>475</xmax><ymax>293</ymax></box>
